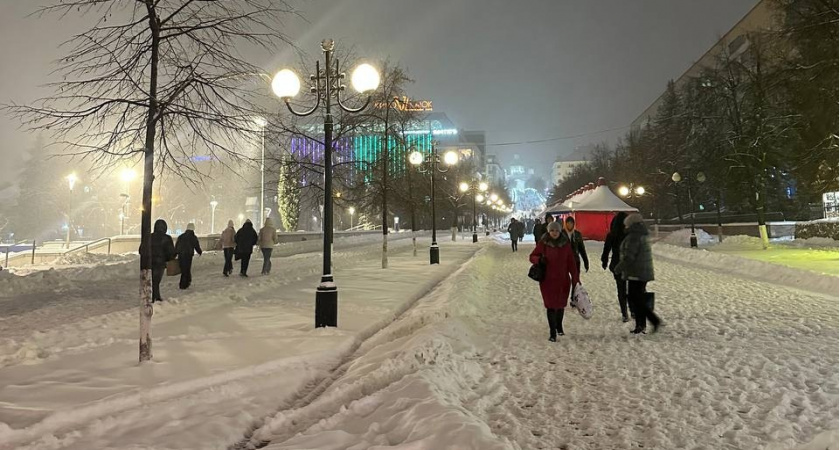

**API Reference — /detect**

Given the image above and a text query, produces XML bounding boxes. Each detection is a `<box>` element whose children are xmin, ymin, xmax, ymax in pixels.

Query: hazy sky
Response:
<box><xmin>0</xmin><ymin>0</ymin><xmax>758</xmax><ymax>182</ymax></box>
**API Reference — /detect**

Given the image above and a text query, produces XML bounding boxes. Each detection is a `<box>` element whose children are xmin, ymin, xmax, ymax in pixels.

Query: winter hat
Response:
<box><xmin>227</xmin><ymin>219</ymin><xmax>234</xmax><ymax>228</ymax></box>
<box><xmin>547</xmin><ymin>221</ymin><xmax>562</xmax><ymax>232</ymax></box>
<box><xmin>624</xmin><ymin>213</ymin><xmax>644</xmax><ymax>228</ymax></box>
<box><xmin>186</xmin><ymin>223</ymin><xmax>195</xmax><ymax>231</ymax></box>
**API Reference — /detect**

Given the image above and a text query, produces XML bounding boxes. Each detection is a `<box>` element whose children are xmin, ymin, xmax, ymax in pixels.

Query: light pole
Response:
<box><xmin>459</xmin><ymin>179</ymin><xmax>488</xmax><ymax>243</ymax></box>
<box><xmin>254</xmin><ymin>116</ymin><xmax>267</xmax><ymax>229</ymax></box>
<box><xmin>272</xmin><ymin>39</ymin><xmax>380</xmax><ymax>328</ymax></box>
<box><xmin>409</xmin><ymin>144</ymin><xmax>459</xmax><ymax>264</ymax></box>
<box><xmin>618</xmin><ymin>182</ymin><xmax>650</xmax><ymax>235</ymax></box>
<box><xmin>120</xmin><ymin>169</ymin><xmax>136</xmax><ymax>236</ymax></box>
<box><xmin>65</xmin><ymin>173</ymin><xmax>77</xmax><ymax>248</ymax></box>
<box><xmin>348</xmin><ymin>206</ymin><xmax>355</xmax><ymax>230</ymax></box>
<box><xmin>210</xmin><ymin>199</ymin><xmax>219</xmax><ymax>233</ymax></box>
<box><xmin>672</xmin><ymin>170</ymin><xmax>706</xmax><ymax>248</ymax></box>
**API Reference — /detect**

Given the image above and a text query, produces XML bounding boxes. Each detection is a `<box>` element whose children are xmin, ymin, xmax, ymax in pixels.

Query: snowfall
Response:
<box><xmin>0</xmin><ymin>229</ymin><xmax>837</xmax><ymax>450</ymax></box>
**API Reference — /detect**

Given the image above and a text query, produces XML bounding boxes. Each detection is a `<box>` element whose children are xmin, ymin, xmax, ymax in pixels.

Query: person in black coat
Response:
<box><xmin>532</xmin><ymin>218</ymin><xmax>545</xmax><ymax>242</ymax></box>
<box><xmin>141</xmin><ymin>218</ymin><xmax>175</xmax><ymax>302</ymax></box>
<box><xmin>601</xmin><ymin>211</ymin><xmax>629</xmax><ymax>322</ymax></box>
<box><xmin>175</xmin><ymin>223</ymin><xmax>203</xmax><ymax>289</ymax></box>
<box><xmin>234</xmin><ymin>219</ymin><xmax>259</xmax><ymax>277</ymax></box>
<box><xmin>563</xmin><ymin>216</ymin><xmax>589</xmax><ymax>272</ymax></box>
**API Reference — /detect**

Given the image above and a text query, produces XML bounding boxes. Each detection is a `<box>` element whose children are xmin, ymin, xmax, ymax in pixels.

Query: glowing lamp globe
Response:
<box><xmin>351</xmin><ymin>63</ymin><xmax>380</xmax><ymax>93</ymax></box>
<box><xmin>618</xmin><ymin>186</ymin><xmax>630</xmax><ymax>197</ymax></box>
<box><xmin>489</xmin><ymin>193</ymin><xmax>499</xmax><ymax>202</ymax></box>
<box><xmin>443</xmin><ymin>151</ymin><xmax>459</xmax><ymax>166</ymax></box>
<box><xmin>272</xmin><ymin>69</ymin><xmax>301</xmax><ymax>99</ymax></box>
<box><xmin>479</xmin><ymin>182</ymin><xmax>489</xmax><ymax>192</ymax></box>
<box><xmin>408</xmin><ymin>151</ymin><xmax>424</xmax><ymax>166</ymax></box>
<box><xmin>459</xmin><ymin>182</ymin><xmax>469</xmax><ymax>192</ymax></box>
<box><xmin>634</xmin><ymin>186</ymin><xmax>645</xmax><ymax>196</ymax></box>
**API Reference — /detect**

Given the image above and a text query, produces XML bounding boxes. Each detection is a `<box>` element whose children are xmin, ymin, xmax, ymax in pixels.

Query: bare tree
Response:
<box><xmin>7</xmin><ymin>0</ymin><xmax>294</xmax><ymax>362</ymax></box>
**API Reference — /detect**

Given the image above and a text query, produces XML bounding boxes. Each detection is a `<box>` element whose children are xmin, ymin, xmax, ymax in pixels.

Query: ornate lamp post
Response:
<box><xmin>408</xmin><ymin>143</ymin><xmax>459</xmax><ymax>264</ymax></box>
<box><xmin>348</xmin><ymin>206</ymin><xmax>355</xmax><ymax>231</ymax></box>
<box><xmin>210</xmin><ymin>198</ymin><xmax>218</xmax><ymax>234</ymax></box>
<box><xmin>459</xmin><ymin>179</ymin><xmax>488</xmax><ymax>243</ymax></box>
<box><xmin>672</xmin><ymin>170</ymin><xmax>706</xmax><ymax>248</ymax></box>
<box><xmin>271</xmin><ymin>39</ymin><xmax>379</xmax><ymax>328</ymax></box>
<box><xmin>65</xmin><ymin>173</ymin><xmax>78</xmax><ymax>248</ymax></box>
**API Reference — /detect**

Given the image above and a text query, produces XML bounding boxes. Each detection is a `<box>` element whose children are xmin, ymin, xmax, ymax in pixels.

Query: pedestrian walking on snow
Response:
<box><xmin>220</xmin><ymin>219</ymin><xmax>236</xmax><ymax>277</ymax></box>
<box><xmin>529</xmin><ymin>221</ymin><xmax>580</xmax><ymax>341</ymax></box>
<box><xmin>258</xmin><ymin>218</ymin><xmax>278</xmax><ymax>275</ymax></box>
<box><xmin>532</xmin><ymin>218</ymin><xmax>545</xmax><ymax>242</ymax></box>
<box><xmin>507</xmin><ymin>218</ymin><xmax>520</xmax><ymax>252</ymax></box>
<box><xmin>601</xmin><ymin>211</ymin><xmax>630</xmax><ymax>322</ymax></box>
<box><xmin>615</xmin><ymin>213</ymin><xmax>661</xmax><ymax>334</ymax></box>
<box><xmin>234</xmin><ymin>219</ymin><xmax>259</xmax><ymax>277</ymax></box>
<box><xmin>140</xmin><ymin>218</ymin><xmax>175</xmax><ymax>302</ymax></box>
<box><xmin>517</xmin><ymin>218</ymin><xmax>526</xmax><ymax>242</ymax></box>
<box><xmin>175</xmin><ymin>223</ymin><xmax>202</xmax><ymax>289</ymax></box>
<box><xmin>563</xmin><ymin>216</ymin><xmax>589</xmax><ymax>273</ymax></box>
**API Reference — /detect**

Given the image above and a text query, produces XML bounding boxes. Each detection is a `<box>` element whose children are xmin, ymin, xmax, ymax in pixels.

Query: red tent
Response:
<box><xmin>568</xmin><ymin>181</ymin><xmax>638</xmax><ymax>241</ymax></box>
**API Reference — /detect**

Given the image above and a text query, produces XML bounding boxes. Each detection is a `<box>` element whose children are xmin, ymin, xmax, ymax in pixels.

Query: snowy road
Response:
<box><xmin>251</xmin><ymin>240</ymin><xmax>838</xmax><ymax>450</ymax></box>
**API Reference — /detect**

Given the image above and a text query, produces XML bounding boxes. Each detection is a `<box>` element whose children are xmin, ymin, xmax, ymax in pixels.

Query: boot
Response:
<box><xmin>556</xmin><ymin>308</ymin><xmax>565</xmax><ymax>336</ymax></box>
<box><xmin>546</xmin><ymin>309</ymin><xmax>557</xmax><ymax>341</ymax></box>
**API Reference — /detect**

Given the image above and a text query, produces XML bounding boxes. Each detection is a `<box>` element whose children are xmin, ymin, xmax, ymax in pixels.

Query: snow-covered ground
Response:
<box><xmin>0</xmin><ymin>236</ymin><xmax>837</xmax><ymax>449</ymax></box>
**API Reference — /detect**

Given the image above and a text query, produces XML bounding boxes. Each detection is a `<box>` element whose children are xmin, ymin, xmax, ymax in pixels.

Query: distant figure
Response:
<box><xmin>143</xmin><ymin>219</ymin><xmax>175</xmax><ymax>302</ymax></box>
<box><xmin>526</xmin><ymin>218</ymin><xmax>535</xmax><ymax>236</ymax></box>
<box><xmin>220</xmin><ymin>219</ymin><xmax>236</xmax><ymax>277</ymax></box>
<box><xmin>175</xmin><ymin>223</ymin><xmax>202</xmax><ymax>289</ymax></box>
<box><xmin>258</xmin><ymin>218</ymin><xmax>278</xmax><ymax>275</ymax></box>
<box><xmin>563</xmin><ymin>216</ymin><xmax>589</xmax><ymax>273</ymax></box>
<box><xmin>234</xmin><ymin>219</ymin><xmax>259</xmax><ymax>277</ymax></box>
<box><xmin>529</xmin><ymin>221</ymin><xmax>579</xmax><ymax>341</ymax></box>
<box><xmin>615</xmin><ymin>213</ymin><xmax>660</xmax><ymax>334</ymax></box>
<box><xmin>532</xmin><ymin>218</ymin><xmax>544</xmax><ymax>242</ymax></box>
<box><xmin>601</xmin><ymin>212</ymin><xmax>630</xmax><ymax>322</ymax></box>
<box><xmin>516</xmin><ymin>218</ymin><xmax>526</xmax><ymax>242</ymax></box>
<box><xmin>507</xmin><ymin>218</ymin><xmax>520</xmax><ymax>252</ymax></box>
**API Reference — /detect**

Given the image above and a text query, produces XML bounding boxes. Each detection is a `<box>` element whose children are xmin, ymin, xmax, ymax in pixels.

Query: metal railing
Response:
<box><xmin>65</xmin><ymin>237</ymin><xmax>112</xmax><ymax>256</ymax></box>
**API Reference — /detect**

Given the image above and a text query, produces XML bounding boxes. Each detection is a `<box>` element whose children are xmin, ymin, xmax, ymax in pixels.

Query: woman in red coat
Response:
<box><xmin>529</xmin><ymin>221</ymin><xmax>580</xmax><ymax>341</ymax></box>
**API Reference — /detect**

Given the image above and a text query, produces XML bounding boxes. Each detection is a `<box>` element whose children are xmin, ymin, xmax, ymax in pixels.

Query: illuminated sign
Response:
<box><xmin>822</xmin><ymin>191</ymin><xmax>839</xmax><ymax>218</ymax></box>
<box><xmin>374</xmin><ymin>96</ymin><xmax>433</xmax><ymax>112</ymax></box>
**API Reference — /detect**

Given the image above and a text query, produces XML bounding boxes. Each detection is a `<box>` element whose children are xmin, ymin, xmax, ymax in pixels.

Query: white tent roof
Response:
<box><xmin>571</xmin><ymin>185</ymin><xmax>639</xmax><ymax>212</ymax></box>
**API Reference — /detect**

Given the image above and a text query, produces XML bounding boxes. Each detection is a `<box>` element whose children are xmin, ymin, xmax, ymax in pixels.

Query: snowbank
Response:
<box><xmin>0</xmin><ymin>268</ymin><xmax>75</xmax><ymax>297</ymax></box>
<box><xmin>653</xmin><ymin>242</ymin><xmax>838</xmax><ymax>296</ymax></box>
<box><xmin>660</xmin><ymin>227</ymin><xmax>718</xmax><ymax>246</ymax></box>
<box><xmin>54</xmin><ymin>252</ymin><xmax>136</xmax><ymax>265</ymax></box>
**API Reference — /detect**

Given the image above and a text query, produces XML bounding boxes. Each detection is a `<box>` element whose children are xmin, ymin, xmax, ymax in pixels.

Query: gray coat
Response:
<box><xmin>615</xmin><ymin>222</ymin><xmax>654</xmax><ymax>281</ymax></box>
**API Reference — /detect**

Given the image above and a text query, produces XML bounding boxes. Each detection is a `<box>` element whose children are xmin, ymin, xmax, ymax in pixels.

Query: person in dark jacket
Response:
<box><xmin>516</xmin><ymin>218</ymin><xmax>526</xmax><ymax>242</ymax></box>
<box><xmin>529</xmin><ymin>221</ymin><xmax>580</xmax><ymax>341</ymax></box>
<box><xmin>175</xmin><ymin>223</ymin><xmax>202</xmax><ymax>289</ymax></box>
<box><xmin>532</xmin><ymin>218</ymin><xmax>545</xmax><ymax>242</ymax></box>
<box><xmin>234</xmin><ymin>219</ymin><xmax>259</xmax><ymax>277</ymax></box>
<box><xmin>507</xmin><ymin>218</ymin><xmax>520</xmax><ymax>252</ymax></box>
<box><xmin>601</xmin><ymin>211</ymin><xmax>630</xmax><ymax>322</ymax></box>
<box><xmin>563</xmin><ymin>216</ymin><xmax>589</xmax><ymax>272</ymax></box>
<box><xmin>614</xmin><ymin>213</ymin><xmax>660</xmax><ymax>334</ymax></box>
<box><xmin>141</xmin><ymin>218</ymin><xmax>175</xmax><ymax>302</ymax></box>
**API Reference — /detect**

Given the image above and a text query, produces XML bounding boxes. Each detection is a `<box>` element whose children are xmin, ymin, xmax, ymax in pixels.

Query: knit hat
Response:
<box><xmin>547</xmin><ymin>221</ymin><xmax>562</xmax><ymax>232</ymax></box>
<box><xmin>624</xmin><ymin>213</ymin><xmax>644</xmax><ymax>227</ymax></box>
<box><xmin>186</xmin><ymin>223</ymin><xmax>195</xmax><ymax>231</ymax></box>
<box><xmin>227</xmin><ymin>219</ymin><xmax>234</xmax><ymax>228</ymax></box>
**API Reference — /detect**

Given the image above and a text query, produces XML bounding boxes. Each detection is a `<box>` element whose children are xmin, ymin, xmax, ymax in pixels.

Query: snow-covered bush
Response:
<box><xmin>795</xmin><ymin>221</ymin><xmax>839</xmax><ymax>240</ymax></box>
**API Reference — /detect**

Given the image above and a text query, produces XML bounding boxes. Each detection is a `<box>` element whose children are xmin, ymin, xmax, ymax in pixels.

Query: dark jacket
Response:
<box><xmin>234</xmin><ymin>221</ymin><xmax>259</xmax><ymax>255</ymax></box>
<box><xmin>175</xmin><ymin>230</ymin><xmax>203</xmax><ymax>260</ymax></box>
<box><xmin>529</xmin><ymin>233</ymin><xmax>579</xmax><ymax>309</ymax></box>
<box><xmin>601</xmin><ymin>212</ymin><xmax>628</xmax><ymax>274</ymax></box>
<box><xmin>615</xmin><ymin>222</ymin><xmax>654</xmax><ymax>281</ymax></box>
<box><xmin>566</xmin><ymin>229</ymin><xmax>589</xmax><ymax>271</ymax></box>
<box><xmin>507</xmin><ymin>221</ymin><xmax>519</xmax><ymax>238</ymax></box>
<box><xmin>146</xmin><ymin>219</ymin><xmax>175</xmax><ymax>270</ymax></box>
<box><xmin>532</xmin><ymin>222</ymin><xmax>545</xmax><ymax>241</ymax></box>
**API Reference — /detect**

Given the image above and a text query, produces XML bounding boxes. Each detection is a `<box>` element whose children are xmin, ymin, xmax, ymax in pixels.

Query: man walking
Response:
<box><xmin>258</xmin><ymin>218</ymin><xmax>278</xmax><ymax>275</ymax></box>
<box><xmin>175</xmin><ymin>223</ymin><xmax>202</xmax><ymax>289</ymax></box>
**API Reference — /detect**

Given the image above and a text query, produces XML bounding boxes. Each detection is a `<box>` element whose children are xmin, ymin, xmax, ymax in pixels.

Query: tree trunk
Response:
<box><xmin>139</xmin><ymin>3</ymin><xmax>161</xmax><ymax>363</ymax></box>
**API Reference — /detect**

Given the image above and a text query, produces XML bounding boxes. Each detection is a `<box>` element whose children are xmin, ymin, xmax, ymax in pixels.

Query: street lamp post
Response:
<box><xmin>210</xmin><ymin>199</ymin><xmax>219</xmax><ymax>233</ymax></box>
<box><xmin>254</xmin><ymin>117</ymin><xmax>267</xmax><ymax>229</ymax></box>
<box><xmin>348</xmin><ymin>206</ymin><xmax>355</xmax><ymax>231</ymax></box>
<box><xmin>65</xmin><ymin>173</ymin><xmax>77</xmax><ymax>248</ymax></box>
<box><xmin>459</xmin><ymin>180</ymin><xmax>488</xmax><ymax>243</ymax></box>
<box><xmin>120</xmin><ymin>169</ymin><xmax>136</xmax><ymax>236</ymax></box>
<box><xmin>617</xmin><ymin>182</ymin><xmax>649</xmax><ymax>234</ymax></box>
<box><xmin>409</xmin><ymin>143</ymin><xmax>459</xmax><ymax>264</ymax></box>
<box><xmin>272</xmin><ymin>39</ymin><xmax>380</xmax><ymax>328</ymax></box>
<box><xmin>672</xmin><ymin>170</ymin><xmax>705</xmax><ymax>248</ymax></box>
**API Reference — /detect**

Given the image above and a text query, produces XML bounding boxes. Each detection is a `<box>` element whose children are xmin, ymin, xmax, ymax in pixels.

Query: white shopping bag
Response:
<box><xmin>572</xmin><ymin>282</ymin><xmax>593</xmax><ymax>319</ymax></box>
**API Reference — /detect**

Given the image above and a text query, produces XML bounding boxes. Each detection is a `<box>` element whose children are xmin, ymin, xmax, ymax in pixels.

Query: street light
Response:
<box><xmin>272</xmin><ymin>39</ymin><xmax>379</xmax><ymax>328</ymax></box>
<box><xmin>254</xmin><ymin>116</ymin><xmax>267</xmax><ymax>229</ymax></box>
<box><xmin>459</xmin><ymin>179</ymin><xmax>488</xmax><ymax>243</ymax></box>
<box><xmin>65</xmin><ymin>173</ymin><xmax>78</xmax><ymax>248</ymax></box>
<box><xmin>210</xmin><ymin>199</ymin><xmax>219</xmax><ymax>233</ymax></box>
<box><xmin>408</xmin><ymin>143</ymin><xmax>459</xmax><ymax>264</ymax></box>
<box><xmin>348</xmin><ymin>206</ymin><xmax>355</xmax><ymax>230</ymax></box>
<box><xmin>672</xmin><ymin>170</ymin><xmax>705</xmax><ymax>248</ymax></box>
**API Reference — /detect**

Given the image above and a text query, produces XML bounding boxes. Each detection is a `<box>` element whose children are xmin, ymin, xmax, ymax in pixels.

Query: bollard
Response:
<box><xmin>31</xmin><ymin>240</ymin><xmax>36</xmax><ymax>264</ymax></box>
<box><xmin>4</xmin><ymin>246</ymin><xmax>8</xmax><ymax>268</ymax></box>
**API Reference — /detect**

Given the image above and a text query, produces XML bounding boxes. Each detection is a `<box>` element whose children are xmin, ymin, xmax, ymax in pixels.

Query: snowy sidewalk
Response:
<box><xmin>0</xmin><ymin>239</ymin><xmax>480</xmax><ymax>450</ymax></box>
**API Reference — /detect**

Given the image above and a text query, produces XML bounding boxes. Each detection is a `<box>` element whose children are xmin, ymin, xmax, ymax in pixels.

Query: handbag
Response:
<box><xmin>571</xmin><ymin>282</ymin><xmax>594</xmax><ymax>319</ymax></box>
<box><xmin>166</xmin><ymin>258</ymin><xmax>181</xmax><ymax>276</ymax></box>
<box><xmin>528</xmin><ymin>255</ymin><xmax>545</xmax><ymax>282</ymax></box>
<box><xmin>234</xmin><ymin>246</ymin><xmax>241</xmax><ymax>261</ymax></box>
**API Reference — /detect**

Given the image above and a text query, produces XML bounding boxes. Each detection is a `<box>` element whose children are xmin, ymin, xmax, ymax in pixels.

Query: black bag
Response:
<box><xmin>528</xmin><ymin>255</ymin><xmax>545</xmax><ymax>282</ymax></box>
<box><xmin>645</xmin><ymin>291</ymin><xmax>655</xmax><ymax>311</ymax></box>
<box><xmin>234</xmin><ymin>246</ymin><xmax>241</xmax><ymax>261</ymax></box>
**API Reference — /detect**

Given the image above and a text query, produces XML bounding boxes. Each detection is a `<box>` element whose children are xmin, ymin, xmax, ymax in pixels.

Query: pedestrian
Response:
<box><xmin>234</xmin><ymin>219</ymin><xmax>259</xmax><ymax>277</ymax></box>
<box><xmin>563</xmin><ymin>216</ymin><xmax>589</xmax><ymax>273</ymax></box>
<box><xmin>220</xmin><ymin>219</ymin><xmax>236</xmax><ymax>277</ymax></box>
<box><xmin>529</xmin><ymin>221</ymin><xmax>580</xmax><ymax>341</ymax></box>
<box><xmin>516</xmin><ymin>217</ymin><xmax>526</xmax><ymax>242</ymax></box>
<box><xmin>258</xmin><ymin>218</ymin><xmax>277</xmax><ymax>275</ymax></box>
<box><xmin>507</xmin><ymin>218</ymin><xmax>520</xmax><ymax>252</ymax></box>
<box><xmin>601</xmin><ymin>212</ymin><xmax>630</xmax><ymax>322</ymax></box>
<box><xmin>615</xmin><ymin>213</ymin><xmax>661</xmax><ymax>334</ymax></box>
<box><xmin>141</xmin><ymin>218</ymin><xmax>175</xmax><ymax>302</ymax></box>
<box><xmin>532</xmin><ymin>218</ymin><xmax>544</xmax><ymax>242</ymax></box>
<box><xmin>175</xmin><ymin>223</ymin><xmax>202</xmax><ymax>289</ymax></box>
